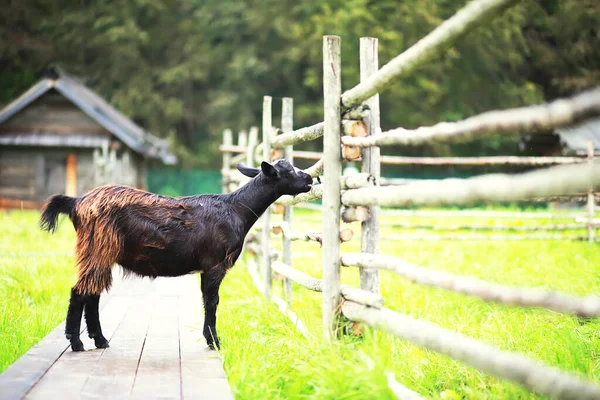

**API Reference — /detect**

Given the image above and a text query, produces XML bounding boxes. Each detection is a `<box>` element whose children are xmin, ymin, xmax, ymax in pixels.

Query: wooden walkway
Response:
<box><xmin>0</xmin><ymin>273</ymin><xmax>234</xmax><ymax>399</ymax></box>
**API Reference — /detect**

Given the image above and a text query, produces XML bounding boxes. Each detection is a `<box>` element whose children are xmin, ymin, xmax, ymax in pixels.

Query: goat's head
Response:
<box><xmin>237</xmin><ymin>160</ymin><xmax>313</xmax><ymax>196</ymax></box>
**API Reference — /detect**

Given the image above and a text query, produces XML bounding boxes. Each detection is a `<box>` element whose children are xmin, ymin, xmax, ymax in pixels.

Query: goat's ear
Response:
<box><xmin>237</xmin><ymin>164</ymin><xmax>260</xmax><ymax>177</ymax></box>
<box><xmin>261</xmin><ymin>161</ymin><xmax>278</xmax><ymax>178</ymax></box>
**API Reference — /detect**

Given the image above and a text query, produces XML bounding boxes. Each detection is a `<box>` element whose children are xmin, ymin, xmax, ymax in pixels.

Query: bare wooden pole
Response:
<box><xmin>262</xmin><ymin>96</ymin><xmax>273</xmax><ymax>299</ymax></box>
<box><xmin>322</xmin><ymin>35</ymin><xmax>342</xmax><ymax>340</ymax></box>
<box><xmin>359</xmin><ymin>37</ymin><xmax>381</xmax><ymax>294</ymax></box>
<box><xmin>247</xmin><ymin>126</ymin><xmax>259</xmax><ymax>167</ymax></box>
<box><xmin>270</xmin><ymin>261</ymin><xmax>383</xmax><ymax>308</ymax></box>
<box><xmin>238</xmin><ymin>130</ymin><xmax>247</xmax><ymax>148</ymax></box>
<box><xmin>221</xmin><ymin>129</ymin><xmax>233</xmax><ymax>194</ymax></box>
<box><xmin>282</xmin><ymin>97</ymin><xmax>294</xmax><ymax>305</ymax></box>
<box><xmin>587</xmin><ymin>138</ymin><xmax>596</xmax><ymax>243</ymax></box>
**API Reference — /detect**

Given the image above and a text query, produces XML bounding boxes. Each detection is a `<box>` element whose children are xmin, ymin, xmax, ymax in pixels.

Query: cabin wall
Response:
<box><xmin>0</xmin><ymin>148</ymin><xmax>69</xmax><ymax>202</ymax></box>
<box><xmin>0</xmin><ymin>146</ymin><xmax>147</xmax><ymax>204</ymax></box>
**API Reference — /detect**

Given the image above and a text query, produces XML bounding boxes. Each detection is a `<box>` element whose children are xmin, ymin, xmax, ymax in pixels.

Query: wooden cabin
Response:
<box><xmin>0</xmin><ymin>68</ymin><xmax>176</xmax><ymax>208</ymax></box>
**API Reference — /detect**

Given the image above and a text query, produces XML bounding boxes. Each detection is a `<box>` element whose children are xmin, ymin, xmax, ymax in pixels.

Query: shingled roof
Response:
<box><xmin>0</xmin><ymin>68</ymin><xmax>177</xmax><ymax>165</ymax></box>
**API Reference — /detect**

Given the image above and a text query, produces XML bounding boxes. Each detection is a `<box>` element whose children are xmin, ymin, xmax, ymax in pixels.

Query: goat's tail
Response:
<box><xmin>40</xmin><ymin>194</ymin><xmax>77</xmax><ymax>233</ymax></box>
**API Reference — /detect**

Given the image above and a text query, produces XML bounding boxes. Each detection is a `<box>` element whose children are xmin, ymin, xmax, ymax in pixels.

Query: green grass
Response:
<box><xmin>218</xmin><ymin>207</ymin><xmax>600</xmax><ymax>399</ymax></box>
<box><xmin>0</xmin><ymin>211</ymin><xmax>76</xmax><ymax>372</ymax></box>
<box><xmin>2</xmin><ymin>208</ymin><xmax>599</xmax><ymax>399</ymax></box>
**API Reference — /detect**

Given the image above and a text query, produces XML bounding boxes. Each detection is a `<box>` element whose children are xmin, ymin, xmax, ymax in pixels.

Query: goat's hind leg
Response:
<box><xmin>67</xmin><ymin>265</ymin><xmax>112</xmax><ymax>351</ymax></box>
<box><xmin>65</xmin><ymin>288</ymin><xmax>86</xmax><ymax>351</ymax></box>
<box><xmin>84</xmin><ymin>294</ymin><xmax>109</xmax><ymax>348</ymax></box>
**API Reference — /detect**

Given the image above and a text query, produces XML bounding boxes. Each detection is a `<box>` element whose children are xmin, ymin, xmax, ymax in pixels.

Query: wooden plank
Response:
<box><xmin>129</xmin><ymin>291</ymin><xmax>180</xmax><ymax>399</ymax></box>
<box><xmin>25</xmin><ymin>290</ymin><xmax>132</xmax><ymax>399</ymax></box>
<box><xmin>78</xmin><ymin>296</ymin><xmax>155</xmax><ymax>399</ymax></box>
<box><xmin>179</xmin><ymin>275</ymin><xmax>234</xmax><ymax>400</ymax></box>
<box><xmin>1</xmin><ymin>274</ymin><xmax>234</xmax><ymax>400</ymax></box>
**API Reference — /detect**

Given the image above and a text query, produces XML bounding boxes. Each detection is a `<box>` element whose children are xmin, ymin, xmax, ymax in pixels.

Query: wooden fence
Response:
<box><xmin>220</xmin><ymin>0</ymin><xmax>600</xmax><ymax>398</ymax></box>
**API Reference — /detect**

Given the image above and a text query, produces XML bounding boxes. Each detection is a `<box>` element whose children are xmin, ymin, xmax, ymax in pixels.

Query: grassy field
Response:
<box><xmin>0</xmin><ymin>211</ymin><xmax>76</xmax><ymax>372</ymax></box>
<box><xmin>1</xmin><ymin>208</ymin><xmax>599</xmax><ymax>399</ymax></box>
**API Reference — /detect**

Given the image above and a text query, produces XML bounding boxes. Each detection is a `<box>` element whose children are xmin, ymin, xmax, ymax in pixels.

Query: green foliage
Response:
<box><xmin>1</xmin><ymin>0</ymin><xmax>598</xmax><ymax>167</ymax></box>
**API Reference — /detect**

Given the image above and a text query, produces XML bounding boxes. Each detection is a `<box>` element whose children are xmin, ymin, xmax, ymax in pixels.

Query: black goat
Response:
<box><xmin>40</xmin><ymin>160</ymin><xmax>313</xmax><ymax>351</ymax></box>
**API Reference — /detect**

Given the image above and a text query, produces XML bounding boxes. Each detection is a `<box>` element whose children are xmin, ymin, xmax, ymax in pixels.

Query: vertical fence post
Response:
<box><xmin>247</xmin><ymin>127</ymin><xmax>259</xmax><ymax>167</ymax></box>
<box><xmin>587</xmin><ymin>138</ymin><xmax>595</xmax><ymax>243</ymax></box>
<box><xmin>359</xmin><ymin>37</ymin><xmax>381</xmax><ymax>294</ymax></box>
<box><xmin>282</xmin><ymin>97</ymin><xmax>294</xmax><ymax>305</ymax></box>
<box><xmin>222</xmin><ymin>129</ymin><xmax>233</xmax><ymax>194</ymax></box>
<box><xmin>262</xmin><ymin>96</ymin><xmax>273</xmax><ymax>299</ymax></box>
<box><xmin>322</xmin><ymin>35</ymin><xmax>342</xmax><ymax>340</ymax></box>
<box><xmin>238</xmin><ymin>130</ymin><xmax>248</xmax><ymax>149</ymax></box>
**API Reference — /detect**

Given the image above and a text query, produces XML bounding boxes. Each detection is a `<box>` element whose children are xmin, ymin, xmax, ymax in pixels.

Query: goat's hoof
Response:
<box><xmin>70</xmin><ymin>339</ymin><xmax>85</xmax><ymax>352</ymax></box>
<box><xmin>207</xmin><ymin>340</ymin><xmax>220</xmax><ymax>351</ymax></box>
<box><xmin>94</xmin><ymin>337</ymin><xmax>110</xmax><ymax>349</ymax></box>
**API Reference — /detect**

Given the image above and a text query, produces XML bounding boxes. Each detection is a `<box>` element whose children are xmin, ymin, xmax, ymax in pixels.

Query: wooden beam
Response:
<box><xmin>262</xmin><ymin>96</ymin><xmax>273</xmax><ymax>300</ymax></box>
<box><xmin>359</xmin><ymin>36</ymin><xmax>381</xmax><ymax>295</ymax></box>
<box><xmin>282</xmin><ymin>97</ymin><xmax>294</xmax><ymax>305</ymax></box>
<box><xmin>587</xmin><ymin>138</ymin><xmax>596</xmax><ymax>243</ymax></box>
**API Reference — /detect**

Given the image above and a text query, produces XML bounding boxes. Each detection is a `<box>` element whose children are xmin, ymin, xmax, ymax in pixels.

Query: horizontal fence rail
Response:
<box><xmin>341</xmin><ymin>253</ymin><xmax>600</xmax><ymax>317</ymax></box>
<box><xmin>382</xmin><ymin>234</ymin><xmax>594</xmax><ymax>241</ymax></box>
<box><xmin>378</xmin><ymin>155</ymin><xmax>587</xmax><ymax>166</ymax></box>
<box><xmin>276</xmin><ymin>185</ymin><xmax>323</xmax><ymax>206</ymax></box>
<box><xmin>379</xmin><ymin>209</ymin><xmax>586</xmax><ymax>219</ymax></box>
<box><xmin>342</xmin><ymin>161</ymin><xmax>600</xmax><ymax>207</ymax></box>
<box><xmin>271</xmin><ymin>261</ymin><xmax>384</xmax><ymax>309</ymax></box>
<box><xmin>271</xmin><ymin>122</ymin><xmax>325</xmax><ymax>149</ymax></box>
<box><xmin>387</xmin><ymin>222</ymin><xmax>590</xmax><ymax>232</ymax></box>
<box><xmin>343</xmin><ymin>88</ymin><xmax>600</xmax><ymax>147</ymax></box>
<box><xmin>342</xmin><ymin>302</ymin><xmax>600</xmax><ymax>400</ymax></box>
<box><xmin>271</xmin><ymin>222</ymin><xmax>354</xmax><ymax>244</ymax></box>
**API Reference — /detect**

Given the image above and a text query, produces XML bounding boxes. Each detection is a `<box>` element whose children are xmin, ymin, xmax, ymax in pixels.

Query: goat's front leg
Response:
<box><xmin>84</xmin><ymin>294</ymin><xmax>109</xmax><ymax>349</ymax></box>
<box><xmin>201</xmin><ymin>270</ymin><xmax>225</xmax><ymax>350</ymax></box>
<box><xmin>65</xmin><ymin>287</ymin><xmax>86</xmax><ymax>351</ymax></box>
